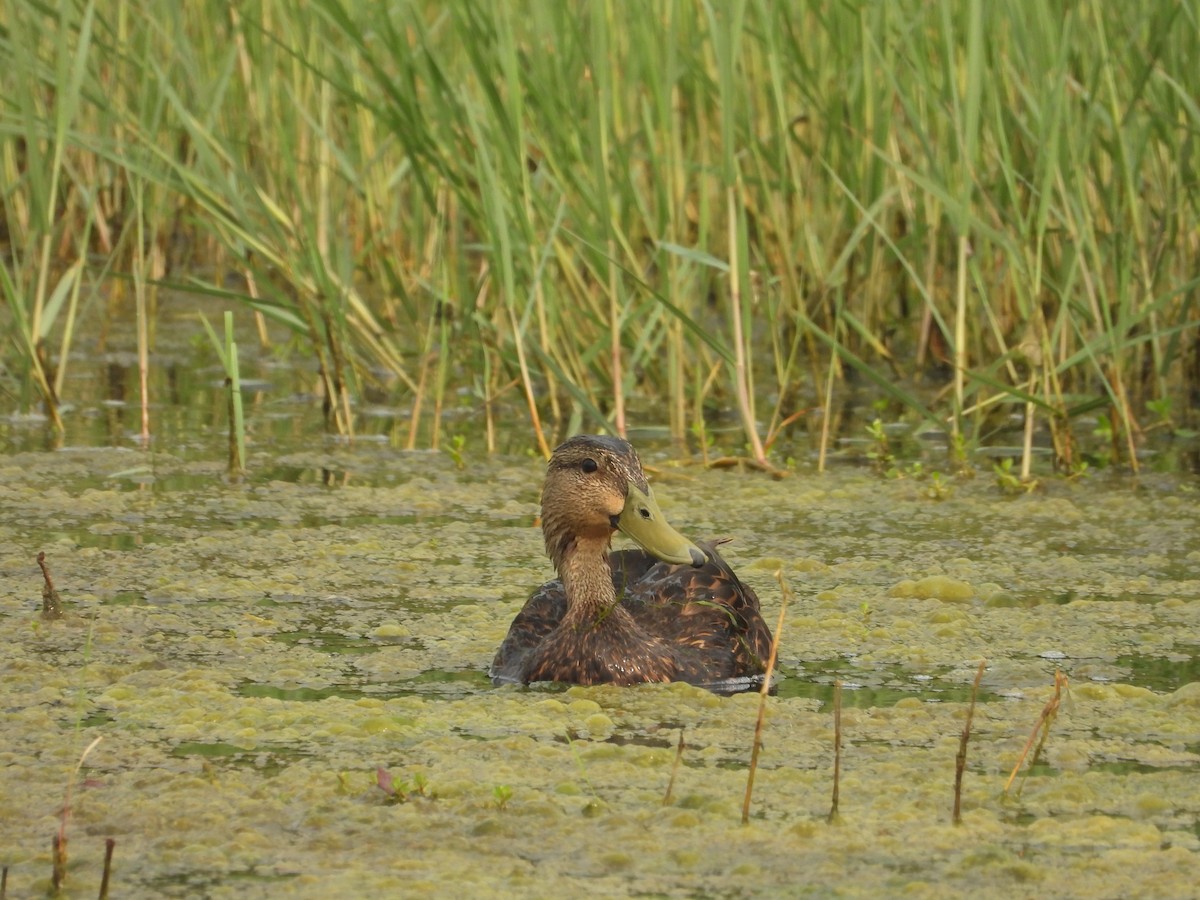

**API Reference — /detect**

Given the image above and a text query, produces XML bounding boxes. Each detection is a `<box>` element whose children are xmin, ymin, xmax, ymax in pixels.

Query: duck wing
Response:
<box><xmin>620</xmin><ymin>540</ymin><xmax>774</xmax><ymax>686</ymax></box>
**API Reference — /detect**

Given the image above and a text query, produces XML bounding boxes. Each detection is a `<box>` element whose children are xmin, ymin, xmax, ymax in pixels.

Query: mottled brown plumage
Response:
<box><xmin>489</xmin><ymin>435</ymin><xmax>774</xmax><ymax>691</ymax></box>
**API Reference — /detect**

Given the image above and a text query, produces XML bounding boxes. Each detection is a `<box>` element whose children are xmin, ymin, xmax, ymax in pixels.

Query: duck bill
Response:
<box><xmin>616</xmin><ymin>483</ymin><xmax>707</xmax><ymax>567</ymax></box>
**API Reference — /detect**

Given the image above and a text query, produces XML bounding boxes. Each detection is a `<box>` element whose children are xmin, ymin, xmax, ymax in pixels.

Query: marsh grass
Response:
<box><xmin>1</xmin><ymin>1</ymin><xmax>1197</xmax><ymax>465</ymax></box>
<box><xmin>200</xmin><ymin>311</ymin><xmax>247</xmax><ymax>477</ymax></box>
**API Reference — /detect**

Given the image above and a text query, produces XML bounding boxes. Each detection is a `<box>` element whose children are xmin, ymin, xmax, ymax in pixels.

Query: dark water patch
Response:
<box><xmin>377</xmin><ymin>668</ymin><xmax>493</xmax><ymax>698</ymax></box>
<box><xmin>100</xmin><ymin>591</ymin><xmax>149</xmax><ymax>606</ymax></box>
<box><xmin>775</xmin><ymin>662</ymin><xmax>1005</xmax><ymax>707</ymax></box>
<box><xmin>1090</xmin><ymin>759</ymin><xmax>1198</xmax><ymax>776</ymax></box>
<box><xmin>273</xmin><ymin>630</ymin><xmax>386</xmax><ymax>655</ymax></box>
<box><xmin>144</xmin><ymin>869</ymin><xmax>301</xmax><ymax>899</ymax></box>
<box><xmin>1116</xmin><ymin>653</ymin><xmax>1200</xmax><ymax>693</ymax></box>
<box><xmin>236</xmin><ymin>669</ymin><xmax>492</xmax><ymax>702</ymax></box>
<box><xmin>295</xmin><ymin>512</ymin><xmax>425</xmax><ymax>529</ymax></box>
<box><xmin>1009</xmin><ymin>650</ymin><xmax>1200</xmax><ymax>695</ymax></box>
<box><xmin>1015</xmin><ymin>762</ymin><xmax>1061</xmax><ymax>779</ymax></box>
<box><xmin>599</xmin><ymin>731</ymin><xmax>678</xmax><ymax>751</ymax></box>
<box><xmin>71</xmin><ymin>531</ymin><xmax>164</xmax><ymax>550</ymax></box>
<box><xmin>170</xmin><ymin>741</ymin><xmax>310</xmax><ymax>773</ymax></box>
<box><xmin>237</xmin><ymin>682</ymin><xmax>368</xmax><ymax>702</ymax></box>
<box><xmin>103</xmin><ymin>472</ymin><xmax>227</xmax><ymax>492</ymax></box>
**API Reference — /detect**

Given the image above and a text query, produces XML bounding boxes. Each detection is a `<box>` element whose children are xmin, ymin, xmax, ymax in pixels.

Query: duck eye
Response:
<box><xmin>580</xmin><ymin>458</ymin><xmax>598</xmax><ymax>473</ymax></box>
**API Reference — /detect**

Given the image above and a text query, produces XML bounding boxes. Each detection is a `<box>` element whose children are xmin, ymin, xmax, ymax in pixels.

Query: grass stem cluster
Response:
<box><xmin>2</xmin><ymin>1</ymin><xmax>1196</xmax><ymax>462</ymax></box>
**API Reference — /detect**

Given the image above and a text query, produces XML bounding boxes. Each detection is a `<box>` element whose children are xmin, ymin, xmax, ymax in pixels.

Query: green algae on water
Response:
<box><xmin>1</xmin><ymin>448</ymin><xmax>1198</xmax><ymax>897</ymax></box>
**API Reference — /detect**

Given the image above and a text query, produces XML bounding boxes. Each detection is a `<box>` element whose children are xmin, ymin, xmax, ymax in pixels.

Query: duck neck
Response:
<box><xmin>558</xmin><ymin>535</ymin><xmax>621</xmax><ymax>624</ymax></box>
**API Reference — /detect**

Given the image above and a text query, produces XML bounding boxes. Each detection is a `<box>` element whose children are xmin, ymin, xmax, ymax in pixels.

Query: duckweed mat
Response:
<box><xmin>1</xmin><ymin>446</ymin><xmax>1198</xmax><ymax>898</ymax></box>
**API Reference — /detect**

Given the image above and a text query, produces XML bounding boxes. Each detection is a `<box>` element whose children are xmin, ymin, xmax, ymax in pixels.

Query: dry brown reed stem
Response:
<box><xmin>741</xmin><ymin>570</ymin><xmax>790</xmax><ymax>825</ymax></box>
<box><xmin>953</xmin><ymin>658</ymin><xmax>987</xmax><ymax>825</ymax></box>
<box><xmin>52</xmin><ymin>834</ymin><xmax>66</xmax><ymax>892</ymax></box>
<box><xmin>505</xmin><ymin>303</ymin><xmax>550</xmax><ymax>459</ymax></box>
<box><xmin>37</xmin><ymin>552</ymin><xmax>64</xmax><ymax>620</ymax></box>
<box><xmin>1</xmin><ymin>863</ymin><xmax>7</xmax><ymax>899</ymax></box>
<box><xmin>56</xmin><ymin>736</ymin><xmax>104</xmax><ymax>892</ymax></box>
<box><xmin>828</xmin><ymin>680</ymin><xmax>842</xmax><ymax>823</ymax></box>
<box><xmin>662</xmin><ymin>730</ymin><xmax>686</xmax><ymax>806</ymax></box>
<box><xmin>1004</xmin><ymin>669</ymin><xmax>1068</xmax><ymax>797</ymax></box>
<box><xmin>99</xmin><ymin>838</ymin><xmax>115</xmax><ymax>899</ymax></box>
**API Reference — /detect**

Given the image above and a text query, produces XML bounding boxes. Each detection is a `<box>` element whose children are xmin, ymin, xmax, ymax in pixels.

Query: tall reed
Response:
<box><xmin>0</xmin><ymin>0</ymin><xmax>1194</xmax><ymax>464</ymax></box>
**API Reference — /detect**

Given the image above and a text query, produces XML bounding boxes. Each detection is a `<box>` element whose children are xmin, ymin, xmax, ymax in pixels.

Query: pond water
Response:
<box><xmin>2</xmin><ymin>439</ymin><xmax>1198</xmax><ymax>898</ymax></box>
<box><xmin>1</xmin><ymin>306</ymin><xmax>1199</xmax><ymax>897</ymax></box>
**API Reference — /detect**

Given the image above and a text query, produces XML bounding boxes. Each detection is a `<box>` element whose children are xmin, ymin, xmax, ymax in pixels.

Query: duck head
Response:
<box><xmin>541</xmin><ymin>435</ymin><xmax>706</xmax><ymax>572</ymax></box>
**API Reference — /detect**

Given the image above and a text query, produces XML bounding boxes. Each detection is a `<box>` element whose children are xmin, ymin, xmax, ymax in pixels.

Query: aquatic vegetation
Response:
<box><xmin>376</xmin><ymin>767</ymin><xmax>431</xmax><ymax>805</ymax></box>
<box><xmin>199</xmin><ymin>312</ymin><xmax>247</xmax><ymax>479</ymax></box>
<box><xmin>491</xmin><ymin>784</ymin><xmax>513</xmax><ymax>811</ymax></box>
<box><xmin>0</xmin><ymin>1</ymin><xmax>1196</xmax><ymax>470</ymax></box>
<box><xmin>1</xmin><ymin>447</ymin><xmax>1197</xmax><ymax>895</ymax></box>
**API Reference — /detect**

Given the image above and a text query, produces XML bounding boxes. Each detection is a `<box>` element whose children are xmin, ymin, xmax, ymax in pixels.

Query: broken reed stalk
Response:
<box><xmin>1004</xmin><ymin>669</ymin><xmax>1068</xmax><ymax>798</ymax></box>
<box><xmin>662</xmin><ymin>730</ymin><xmax>686</xmax><ymax>806</ymax></box>
<box><xmin>55</xmin><ymin>735</ymin><xmax>104</xmax><ymax>892</ymax></box>
<box><xmin>52</xmin><ymin>835</ymin><xmax>66</xmax><ymax>892</ymax></box>
<box><xmin>828</xmin><ymin>680</ymin><xmax>842</xmax><ymax>823</ymax></box>
<box><xmin>99</xmin><ymin>838</ymin><xmax>115</xmax><ymax>899</ymax></box>
<box><xmin>37</xmin><ymin>552</ymin><xmax>64</xmax><ymax>619</ymax></box>
<box><xmin>953</xmin><ymin>658</ymin><xmax>987</xmax><ymax>825</ymax></box>
<box><xmin>1</xmin><ymin>863</ymin><xmax>7</xmax><ymax>899</ymax></box>
<box><xmin>741</xmin><ymin>570</ymin><xmax>791</xmax><ymax>825</ymax></box>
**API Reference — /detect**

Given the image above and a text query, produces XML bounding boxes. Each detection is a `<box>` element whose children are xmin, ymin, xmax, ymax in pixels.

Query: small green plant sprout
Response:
<box><xmin>411</xmin><ymin>772</ymin><xmax>429</xmax><ymax>797</ymax></box>
<box><xmin>1145</xmin><ymin>397</ymin><xmax>1172</xmax><ymax>428</ymax></box>
<box><xmin>923</xmin><ymin>471</ymin><xmax>951</xmax><ymax>500</ymax></box>
<box><xmin>445</xmin><ymin>434</ymin><xmax>467</xmax><ymax>470</ymax></box>
<box><xmin>994</xmin><ymin>457</ymin><xmax>1038</xmax><ymax>495</ymax></box>
<box><xmin>865</xmin><ymin>418</ymin><xmax>894</xmax><ymax>474</ymax></box>
<box><xmin>492</xmin><ymin>784</ymin><xmax>513</xmax><ymax>810</ymax></box>
<box><xmin>950</xmin><ymin>431</ymin><xmax>975</xmax><ymax>477</ymax></box>
<box><xmin>1144</xmin><ymin>398</ymin><xmax>1195</xmax><ymax>439</ymax></box>
<box><xmin>1064</xmin><ymin>459</ymin><xmax>1090</xmax><ymax>482</ymax></box>
<box><xmin>1092</xmin><ymin>413</ymin><xmax>1116</xmax><ymax>466</ymax></box>
<box><xmin>375</xmin><ymin>767</ymin><xmax>431</xmax><ymax>804</ymax></box>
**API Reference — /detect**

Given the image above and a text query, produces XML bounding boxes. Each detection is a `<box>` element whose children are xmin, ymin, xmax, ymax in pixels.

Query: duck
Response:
<box><xmin>489</xmin><ymin>434</ymin><xmax>774</xmax><ymax>690</ymax></box>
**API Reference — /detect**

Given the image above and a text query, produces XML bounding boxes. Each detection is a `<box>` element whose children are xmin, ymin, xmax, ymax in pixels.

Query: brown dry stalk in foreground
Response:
<box><xmin>953</xmin><ymin>659</ymin><xmax>988</xmax><ymax>825</ymax></box>
<box><xmin>99</xmin><ymin>838</ymin><xmax>116</xmax><ymax>899</ymax></box>
<box><xmin>1005</xmin><ymin>669</ymin><xmax>1069</xmax><ymax>797</ymax></box>
<box><xmin>741</xmin><ymin>570</ymin><xmax>791</xmax><ymax>824</ymax></box>
<box><xmin>828</xmin><ymin>680</ymin><xmax>843</xmax><ymax>823</ymax></box>
<box><xmin>662</xmin><ymin>730</ymin><xmax>686</xmax><ymax>806</ymax></box>
<box><xmin>37</xmin><ymin>551</ymin><xmax>64</xmax><ymax>619</ymax></box>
